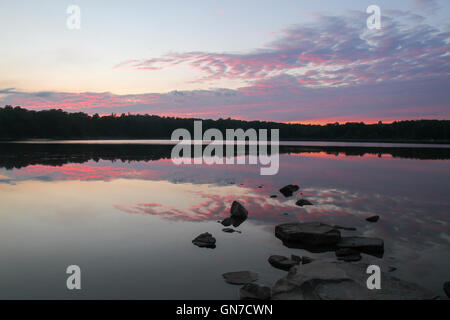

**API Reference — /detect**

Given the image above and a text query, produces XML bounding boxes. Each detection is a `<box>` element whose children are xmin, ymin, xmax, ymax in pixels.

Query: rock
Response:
<box><xmin>221</xmin><ymin>217</ymin><xmax>232</xmax><ymax>227</ymax></box>
<box><xmin>295</xmin><ymin>199</ymin><xmax>313</xmax><ymax>207</ymax></box>
<box><xmin>335</xmin><ymin>248</ymin><xmax>361</xmax><ymax>262</ymax></box>
<box><xmin>270</xmin><ymin>195</ymin><xmax>278</xmax><ymax>198</ymax></box>
<box><xmin>230</xmin><ymin>201</ymin><xmax>248</xmax><ymax>219</ymax></box>
<box><xmin>223</xmin><ymin>271</ymin><xmax>258</xmax><ymax>285</ymax></box>
<box><xmin>275</xmin><ymin>222</ymin><xmax>341</xmax><ymax>248</ymax></box>
<box><xmin>301</xmin><ymin>256</ymin><xmax>314</xmax><ymax>264</ymax></box>
<box><xmin>192</xmin><ymin>233</ymin><xmax>216</xmax><ymax>248</ymax></box>
<box><xmin>291</xmin><ymin>255</ymin><xmax>302</xmax><ymax>263</ymax></box>
<box><xmin>279</xmin><ymin>184</ymin><xmax>300</xmax><ymax>197</ymax></box>
<box><xmin>268</xmin><ymin>255</ymin><xmax>300</xmax><ymax>271</ymax></box>
<box><xmin>221</xmin><ymin>216</ymin><xmax>246</xmax><ymax>228</ymax></box>
<box><xmin>444</xmin><ymin>281</ymin><xmax>450</xmax><ymax>298</ymax></box>
<box><xmin>333</xmin><ymin>225</ymin><xmax>357</xmax><ymax>231</ymax></box>
<box><xmin>222</xmin><ymin>228</ymin><xmax>241</xmax><ymax>233</ymax></box>
<box><xmin>272</xmin><ymin>260</ymin><xmax>438</xmax><ymax>300</ymax></box>
<box><xmin>340</xmin><ymin>254</ymin><xmax>361</xmax><ymax>262</ymax></box>
<box><xmin>366</xmin><ymin>215</ymin><xmax>380</xmax><ymax>223</ymax></box>
<box><xmin>335</xmin><ymin>248</ymin><xmax>359</xmax><ymax>257</ymax></box>
<box><xmin>239</xmin><ymin>283</ymin><xmax>271</xmax><ymax>300</ymax></box>
<box><xmin>337</xmin><ymin>237</ymin><xmax>384</xmax><ymax>255</ymax></box>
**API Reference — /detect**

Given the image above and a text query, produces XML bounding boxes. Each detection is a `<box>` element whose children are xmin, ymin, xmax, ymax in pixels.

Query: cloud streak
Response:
<box><xmin>116</xmin><ymin>12</ymin><xmax>450</xmax><ymax>87</ymax></box>
<box><xmin>1</xmin><ymin>10</ymin><xmax>449</xmax><ymax>123</ymax></box>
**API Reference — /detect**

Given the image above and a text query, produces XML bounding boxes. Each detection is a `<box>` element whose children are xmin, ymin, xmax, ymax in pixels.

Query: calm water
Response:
<box><xmin>0</xmin><ymin>142</ymin><xmax>449</xmax><ymax>299</ymax></box>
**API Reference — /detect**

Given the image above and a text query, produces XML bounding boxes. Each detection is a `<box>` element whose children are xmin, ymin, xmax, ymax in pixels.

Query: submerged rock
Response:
<box><xmin>222</xmin><ymin>228</ymin><xmax>241</xmax><ymax>234</ymax></box>
<box><xmin>275</xmin><ymin>222</ymin><xmax>341</xmax><ymax>247</ymax></box>
<box><xmin>230</xmin><ymin>201</ymin><xmax>248</xmax><ymax>219</ymax></box>
<box><xmin>272</xmin><ymin>260</ymin><xmax>438</xmax><ymax>300</ymax></box>
<box><xmin>335</xmin><ymin>248</ymin><xmax>362</xmax><ymax>262</ymax></box>
<box><xmin>337</xmin><ymin>236</ymin><xmax>384</xmax><ymax>255</ymax></box>
<box><xmin>295</xmin><ymin>199</ymin><xmax>313</xmax><ymax>207</ymax></box>
<box><xmin>333</xmin><ymin>225</ymin><xmax>357</xmax><ymax>231</ymax></box>
<box><xmin>192</xmin><ymin>232</ymin><xmax>216</xmax><ymax>248</ymax></box>
<box><xmin>239</xmin><ymin>283</ymin><xmax>271</xmax><ymax>300</ymax></box>
<box><xmin>444</xmin><ymin>281</ymin><xmax>450</xmax><ymax>298</ymax></box>
<box><xmin>301</xmin><ymin>256</ymin><xmax>314</xmax><ymax>264</ymax></box>
<box><xmin>221</xmin><ymin>216</ymin><xmax>247</xmax><ymax>228</ymax></box>
<box><xmin>366</xmin><ymin>215</ymin><xmax>380</xmax><ymax>223</ymax></box>
<box><xmin>268</xmin><ymin>255</ymin><xmax>299</xmax><ymax>271</ymax></box>
<box><xmin>279</xmin><ymin>185</ymin><xmax>300</xmax><ymax>197</ymax></box>
<box><xmin>223</xmin><ymin>271</ymin><xmax>258</xmax><ymax>285</ymax></box>
<box><xmin>270</xmin><ymin>195</ymin><xmax>278</xmax><ymax>198</ymax></box>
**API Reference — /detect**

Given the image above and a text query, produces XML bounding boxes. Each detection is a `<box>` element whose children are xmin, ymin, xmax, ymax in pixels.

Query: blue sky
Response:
<box><xmin>0</xmin><ymin>0</ymin><xmax>449</xmax><ymax>123</ymax></box>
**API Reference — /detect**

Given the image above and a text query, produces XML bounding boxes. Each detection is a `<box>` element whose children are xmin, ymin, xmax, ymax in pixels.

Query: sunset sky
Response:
<box><xmin>0</xmin><ymin>0</ymin><xmax>449</xmax><ymax>124</ymax></box>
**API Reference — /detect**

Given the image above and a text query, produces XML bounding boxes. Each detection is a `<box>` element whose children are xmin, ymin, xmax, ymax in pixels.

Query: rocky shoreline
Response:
<box><xmin>191</xmin><ymin>184</ymin><xmax>447</xmax><ymax>300</ymax></box>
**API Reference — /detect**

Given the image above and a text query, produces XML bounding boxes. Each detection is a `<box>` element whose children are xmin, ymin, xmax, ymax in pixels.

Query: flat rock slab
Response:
<box><xmin>239</xmin><ymin>283</ymin><xmax>271</xmax><ymax>300</ymax></box>
<box><xmin>335</xmin><ymin>248</ymin><xmax>362</xmax><ymax>262</ymax></box>
<box><xmin>279</xmin><ymin>185</ymin><xmax>299</xmax><ymax>197</ymax></box>
<box><xmin>230</xmin><ymin>201</ymin><xmax>248</xmax><ymax>219</ymax></box>
<box><xmin>223</xmin><ymin>271</ymin><xmax>258</xmax><ymax>285</ymax></box>
<box><xmin>275</xmin><ymin>222</ymin><xmax>341</xmax><ymax>247</ymax></box>
<box><xmin>337</xmin><ymin>236</ymin><xmax>384</xmax><ymax>254</ymax></box>
<box><xmin>272</xmin><ymin>260</ymin><xmax>438</xmax><ymax>300</ymax></box>
<box><xmin>268</xmin><ymin>255</ymin><xmax>299</xmax><ymax>271</ymax></box>
<box><xmin>192</xmin><ymin>232</ymin><xmax>216</xmax><ymax>248</ymax></box>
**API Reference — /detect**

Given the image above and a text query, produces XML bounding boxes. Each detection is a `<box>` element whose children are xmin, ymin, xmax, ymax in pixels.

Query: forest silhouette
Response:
<box><xmin>1</xmin><ymin>105</ymin><xmax>449</xmax><ymax>141</ymax></box>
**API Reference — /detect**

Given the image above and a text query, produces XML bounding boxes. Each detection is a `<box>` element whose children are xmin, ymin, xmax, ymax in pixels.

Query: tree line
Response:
<box><xmin>1</xmin><ymin>105</ymin><xmax>449</xmax><ymax>141</ymax></box>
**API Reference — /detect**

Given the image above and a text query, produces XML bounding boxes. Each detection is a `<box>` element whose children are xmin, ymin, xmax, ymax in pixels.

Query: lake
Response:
<box><xmin>0</xmin><ymin>141</ymin><xmax>449</xmax><ymax>299</ymax></box>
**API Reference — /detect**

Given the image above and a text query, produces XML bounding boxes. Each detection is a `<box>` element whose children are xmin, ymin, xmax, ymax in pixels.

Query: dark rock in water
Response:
<box><xmin>296</xmin><ymin>199</ymin><xmax>313</xmax><ymax>207</ymax></box>
<box><xmin>221</xmin><ymin>217</ymin><xmax>232</xmax><ymax>227</ymax></box>
<box><xmin>275</xmin><ymin>222</ymin><xmax>341</xmax><ymax>247</ymax></box>
<box><xmin>272</xmin><ymin>260</ymin><xmax>438</xmax><ymax>300</ymax></box>
<box><xmin>239</xmin><ymin>283</ymin><xmax>271</xmax><ymax>300</ymax></box>
<box><xmin>335</xmin><ymin>248</ymin><xmax>360</xmax><ymax>257</ymax></box>
<box><xmin>444</xmin><ymin>281</ymin><xmax>450</xmax><ymax>298</ymax></box>
<box><xmin>221</xmin><ymin>216</ymin><xmax>247</xmax><ymax>228</ymax></box>
<box><xmin>337</xmin><ymin>236</ymin><xmax>384</xmax><ymax>255</ymax></box>
<box><xmin>366</xmin><ymin>215</ymin><xmax>380</xmax><ymax>223</ymax></box>
<box><xmin>223</xmin><ymin>271</ymin><xmax>258</xmax><ymax>285</ymax></box>
<box><xmin>222</xmin><ymin>228</ymin><xmax>241</xmax><ymax>234</ymax></box>
<box><xmin>301</xmin><ymin>256</ymin><xmax>314</xmax><ymax>264</ymax></box>
<box><xmin>291</xmin><ymin>255</ymin><xmax>301</xmax><ymax>263</ymax></box>
<box><xmin>192</xmin><ymin>233</ymin><xmax>216</xmax><ymax>248</ymax></box>
<box><xmin>270</xmin><ymin>195</ymin><xmax>278</xmax><ymax>198</ymax></box>
<box><xmin>333</xmin><ymin>225</ymin><xmax>357</xmax><ymax>231</ymax></box>
<box><xmin>231</xmin><ymin>201</ymin><xmax>248</xmax><ymax>219</ymax></box>
<box><xmin>268</xmin><ymin>255</ymin><xmax>299</xmax><ymax>271</ymax></box>
<box><xmin>335</xmin><ymin>248</ymin><xmax>362</xmax><ymax>262</ymax></box>
<box><xmin>257</xmin><ymin>185</ymin><xmax>264</xmax><ymax>189</ymax></box>
<box><xmin>279</xmin><ymin>184</ymin><xmax>300</xmax><ymax>197</ymax></box>
<box><xmin>340</xmin><ymin>254</ymin><xmax>361</xmax><ymax>262</ymax></box>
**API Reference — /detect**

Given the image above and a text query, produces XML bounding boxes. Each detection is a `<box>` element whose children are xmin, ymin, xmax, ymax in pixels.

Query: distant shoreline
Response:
<box><xmin>2</xmin><ymin>138</ymin><xmax>450</xmax><ymax>144</ymax></box>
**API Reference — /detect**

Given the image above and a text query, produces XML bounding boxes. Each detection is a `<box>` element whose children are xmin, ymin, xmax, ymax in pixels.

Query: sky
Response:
<box><xmin>0</xmin><ymin>0</ymin><xmax>449</xmax><ymax>124</ymax></box>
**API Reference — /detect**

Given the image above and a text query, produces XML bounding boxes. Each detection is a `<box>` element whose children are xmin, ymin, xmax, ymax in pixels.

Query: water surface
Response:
<box><xmin>0</xmin><ymin>142</ymin><xmax>449</xmax><ymax>299</ymax></box>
